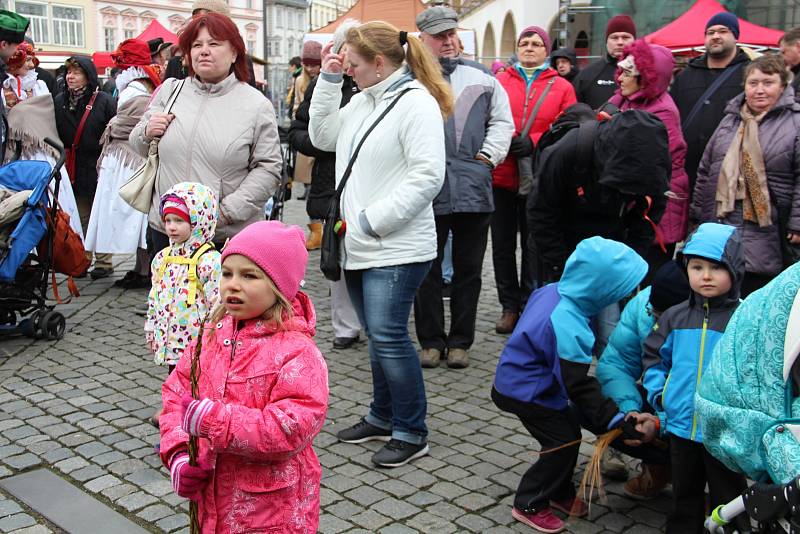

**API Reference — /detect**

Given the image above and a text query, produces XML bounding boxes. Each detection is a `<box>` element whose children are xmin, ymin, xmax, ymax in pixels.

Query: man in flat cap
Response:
<box><xmin>0</xmin><ymin>9</ymin><xmax>30</xmax><ymax>155</ymax></box>
<box><xmin>413</xmin><ymin>5</ymin><xmax>514</xmax><ymax>370</ymax></box>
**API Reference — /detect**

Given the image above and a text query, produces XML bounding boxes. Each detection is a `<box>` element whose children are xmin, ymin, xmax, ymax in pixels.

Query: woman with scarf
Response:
<box><xmin>2</xmin><ymin>42</ymin><xmax>83</xmax><ymax>238</ymax></box>
<box><xmin>84</xmin><ymin>39</ymin><xmax>162</xmax><ymax>289</ymax></box>
<box><xmin>609</xmin><ymin>40</ymin><xmax>691</xmax><ymax>272</ymax></box>
<box><xmin>55</xmin><ymin>56</ymin><xmax>116</xmax><ymax>278</ymax></box>
<box><xmin>692</xmin><ymin>53</ymin><xmax>800</xmax><ymax>296</ymax></box>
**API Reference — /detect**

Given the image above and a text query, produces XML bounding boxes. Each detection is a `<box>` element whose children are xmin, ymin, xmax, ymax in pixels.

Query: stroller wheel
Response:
<box><xmin>44</xmin><ymin>312</ymin><xmax>65</xmax><ymax>340</ymax></box>
<box><xmin>21</xmin><ymin>310</ymin><xmax>44</xmax><ymax>338</ymax></box>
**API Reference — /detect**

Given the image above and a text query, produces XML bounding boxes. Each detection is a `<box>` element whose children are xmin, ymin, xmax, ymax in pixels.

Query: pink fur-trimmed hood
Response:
<box><xmin>614</xmin><ymin>40</ymin><xmax>674</xmax><ymax>101</ymax></box>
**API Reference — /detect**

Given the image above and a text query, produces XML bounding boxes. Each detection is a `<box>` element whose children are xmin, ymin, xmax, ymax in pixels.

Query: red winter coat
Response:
<box><xmin>610</xmin><ymin>40</ymin><xmax>690</xmax><ymax>245</ymax></box>
<box><xmin>160</xmin><ymin>291</ymin><xmax>329</xmax><ymax>533</ymax></box>
<box><xmin>492</xmin><ymin>66</ymin><xmax>576</xmax><ymax>191</ymax></box>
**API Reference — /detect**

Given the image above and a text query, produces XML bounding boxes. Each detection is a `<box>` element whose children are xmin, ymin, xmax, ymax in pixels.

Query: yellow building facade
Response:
<box><xmin>3</xmin><ymin>0</ymin><xmax>96</xmax><ymax>56</ymax></box>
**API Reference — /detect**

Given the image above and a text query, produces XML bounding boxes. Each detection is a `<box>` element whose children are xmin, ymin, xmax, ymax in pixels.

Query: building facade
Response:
<box><xmin>308</xmin><ymin>0</ymin><xmax>357</xmax><ymax>31</ymax></box>
<box><xmin>2</xmin><ymin>0</ymin><xmax>97</xmax><ymax>55</ymax></box>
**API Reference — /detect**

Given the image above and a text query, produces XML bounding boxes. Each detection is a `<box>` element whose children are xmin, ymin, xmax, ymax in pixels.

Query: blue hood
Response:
<box><xmin>558</xmin><ymin>237</ymin><xmax>648</xmax><ymax>316</ymax></box>
<box><xmin>682</xmin><ymin>222</ymin><xmax>744</xmax><ymax>301</ymax></box>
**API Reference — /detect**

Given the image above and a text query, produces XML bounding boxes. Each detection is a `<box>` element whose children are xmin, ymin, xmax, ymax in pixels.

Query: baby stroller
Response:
<box><xmin>264</xmin><ymin>144</ymin><xmax>293</xmax><ymax>222</ymax></box>
<box><xmin>706</xmin><ymin>477</ymin><xmax>800</xmax><ymax>533</ymax></box>
<box><xmin>0</xmin><ymin>138</ymin><xmax>70</xmax><ymax>340</ymax></box>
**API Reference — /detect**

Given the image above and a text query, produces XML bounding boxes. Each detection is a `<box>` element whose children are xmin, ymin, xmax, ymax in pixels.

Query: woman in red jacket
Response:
<box><xmin>492</xmin><ymin>26</ymin><xmax>576</xmax><ymax>334</ymax></box>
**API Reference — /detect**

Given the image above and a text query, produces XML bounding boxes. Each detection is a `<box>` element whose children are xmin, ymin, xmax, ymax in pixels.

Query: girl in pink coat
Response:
<box><xmin>609</xmin><ymin>39</ymin><xmax>691</xmax><ymax>268</ymax></box>
<box><xmin>159</xmin><ymin>220</ymin><xmax>329</xmax><ymax>533</ymax></box>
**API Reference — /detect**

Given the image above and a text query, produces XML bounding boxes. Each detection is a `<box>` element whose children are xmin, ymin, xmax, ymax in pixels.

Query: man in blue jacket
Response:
<box><xmin>492</xmin><ymin>236</ymin><xmax>657</xmax><ymax>533</ymax></box>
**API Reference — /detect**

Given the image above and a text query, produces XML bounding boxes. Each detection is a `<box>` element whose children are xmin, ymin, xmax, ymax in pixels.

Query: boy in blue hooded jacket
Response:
<box><xmin>493</xmin><ymin>237</ymin><xmax>656</xmax><ymax>533</ymax></box>
<box><xmin>642</xmin><ymin>223</ymin><xmax>748</xmax><ymax>534</ymax></box>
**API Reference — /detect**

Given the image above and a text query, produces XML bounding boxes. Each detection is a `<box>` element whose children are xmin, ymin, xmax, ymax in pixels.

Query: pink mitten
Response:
<box><xmin>180</xmin><ymin>393</ymin><xmax>219</xmax><ymax>437</ymax></box>
<box><xmin>169</xmin><ymin>452</ymin><xmax>212</xmax><ymax>501</ymax></box>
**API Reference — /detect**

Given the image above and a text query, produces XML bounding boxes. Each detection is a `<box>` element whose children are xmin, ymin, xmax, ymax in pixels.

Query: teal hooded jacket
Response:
<box><xmin>697</xmin><ymin>262</ymin><xmax>800</xmax><ymax>484</ymax></box>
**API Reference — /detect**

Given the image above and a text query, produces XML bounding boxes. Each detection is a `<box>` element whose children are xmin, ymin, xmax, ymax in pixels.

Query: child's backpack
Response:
<box><xmin>157</xmin><ymin>243</ymin><xmax>215</xmax><ymax>306</ymax></box>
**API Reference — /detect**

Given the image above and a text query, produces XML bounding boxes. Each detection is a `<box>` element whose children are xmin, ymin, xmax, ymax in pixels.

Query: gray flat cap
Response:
<box><xmin>416</xmin><ymin>6</ymin><xmax>458</xmax><ymax>35</ymax></box>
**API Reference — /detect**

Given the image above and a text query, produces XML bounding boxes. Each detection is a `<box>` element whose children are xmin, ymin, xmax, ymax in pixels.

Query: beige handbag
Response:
<box><xmin>293</xmin><ymin>153</ymin><xmax>314</xmax><ymax>185</ymax></box>
<box><xmin>119</xmin><ymin>79</ymin><xmax>185</xmax><ymax>213</ymax></box>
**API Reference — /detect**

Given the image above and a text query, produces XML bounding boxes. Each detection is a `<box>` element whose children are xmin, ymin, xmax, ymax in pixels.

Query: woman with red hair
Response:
<box><xmin>131</xmin><ymin>12</ymin><xmax>281</xmax><ymax>252</ymax></box>
<box><xmin>2</xmin><ymin>42</ymin><xmax>83</xmax><ymax>239</ymax></box>
<box><xmin>85</xmin><ymin>39</ymin><xmax>163</xmax><ymax>288</ymax></box>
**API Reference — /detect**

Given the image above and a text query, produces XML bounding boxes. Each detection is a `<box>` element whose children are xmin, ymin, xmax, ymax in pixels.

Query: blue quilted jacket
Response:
<box><xmin>697</xmin><ymin>262</ymin><xmax>800</xmax><ymax>484</ymax></box>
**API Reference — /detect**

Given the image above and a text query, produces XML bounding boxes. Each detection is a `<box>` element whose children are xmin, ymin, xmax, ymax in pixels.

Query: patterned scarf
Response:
<box><xmin>716</xmin><ymin>102</ymin><xmax>772</xmax><ymax>227</ymax></box>
<box><xmin>67</xmin><ymin>85</ymin><xmax>87</xmax><ymax>111</ymax></box>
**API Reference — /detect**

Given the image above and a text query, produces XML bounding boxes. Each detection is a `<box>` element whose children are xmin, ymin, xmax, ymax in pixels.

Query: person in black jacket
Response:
<box><xmin>780</xmin><ymin>27</ymin><xmax>800</xmax><ymax>95</ymax></box>
<box><xmin>288</xmin><ymin>74</ymin><xmax>362</xmax><ymax>350</ymax></box>
<box><xmin>670</xmin><ymin>12</ymin><xmax>750</xmax><ymax>192</ymax></box>
<box><xmin>573</xmin><ymin>15</ymin><xmax>636</xmax><ymax>110</ymax></box>
<box><xmin>551</xmin><ymin>47</ymin><xmax>580</xmax><ymax>85</ymax></box>
<box><xmin>54</xmin><ymin>56</ymin><xmax>116</xmax><ymax>279</ymax></box>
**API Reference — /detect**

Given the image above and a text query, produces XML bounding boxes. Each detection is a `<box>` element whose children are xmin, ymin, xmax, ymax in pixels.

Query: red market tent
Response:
<box><xmin>137</xmin><ymin>19</ymin><xmax>178</xmax><ymax>45</ymax></box>
<box><xmin>645</xmin><ymin>0</ymin><xmax>784</xmax><ymax>50</ymax></box>
<box><xmin>311</xmin><ymin>0</ymin><xmax>427</xmax><ymax>33</ymax></box>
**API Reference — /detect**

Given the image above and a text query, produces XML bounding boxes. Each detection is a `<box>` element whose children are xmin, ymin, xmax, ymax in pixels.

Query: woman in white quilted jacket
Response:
<box><xmin>309</xmin><ymin>21</ymin><xmax>452</xmax><ymax>468</ymax></box>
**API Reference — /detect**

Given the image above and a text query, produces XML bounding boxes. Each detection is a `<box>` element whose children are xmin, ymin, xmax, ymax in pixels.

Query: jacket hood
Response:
<box><xmin>67</xmin><ymin>56</ymin><xmax>99</xmax><ymax>92</ymax></box>
<box><xmin>688</xmin><ymin>47</ymin><xmax>750</xmax><ymax>71</ymax></box>
<box><xmin>723</xmin><ymin>84</ymin><xmax>800</xmax><ymax>117</ymax></box>
<box><xmin>503</xmin><ymin>64</ymin><xmax>558</xmax><ymax>84</ymax></box>
<box><xmin>551</xmin><ymin>48</ymin><xmax>577</xmax><ymax>66</ymax></box>
<box><xmin>162</xmin><ymin>182</ymin><xmax>218</xmax><ymax>253</ymax></box>
<box><xmin>226</xmin><ymin>290</ymin><xmax>317</xmax><ymax>339</ymax></box>
<box><xmin>558</xmin><ymin>236</ymin><xmax>648</xmax><ymax>316</ymax></box>
<box><xmin>616</xmin><ymin>40</ymin><xmax>673</xmax><ymax>101</ymax></box>
<box><xmin>681</xmin><ymin>223</ymin><xmax>744</xmax><ymax>301</ymax></box>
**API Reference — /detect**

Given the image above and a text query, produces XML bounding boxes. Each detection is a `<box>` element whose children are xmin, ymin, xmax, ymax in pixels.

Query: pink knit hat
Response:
<box><xmin>221</xmin><ymin>221</ymin><xmax>308</xmax><ymax>300</ymax></box>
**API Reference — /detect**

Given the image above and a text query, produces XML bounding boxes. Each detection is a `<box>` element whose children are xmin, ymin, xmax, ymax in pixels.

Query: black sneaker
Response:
<box><xmin>372</xmin><ymin>439</ymin><xmax>429</xmax><ymax>468</ymax></box>
<box><xmin>333</xmin><ymin>335</ymin><xmax>360</xmax><ymax>350</ymax></box>
<box><xmin>336</xmin><ymin>418</ymin><xmax>391</xmax><ymax>444</ymax></box>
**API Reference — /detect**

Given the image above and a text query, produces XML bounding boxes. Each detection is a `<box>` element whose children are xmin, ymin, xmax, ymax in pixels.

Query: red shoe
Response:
<box><xmin>550</xmin><ymin>496</ymin><xmax>589</xmax><ymax>518</ymax></box>
<box><xmin>511</xmin><ymin>507</ymin><xmax>565</xmax><ymax>533</ymax></box>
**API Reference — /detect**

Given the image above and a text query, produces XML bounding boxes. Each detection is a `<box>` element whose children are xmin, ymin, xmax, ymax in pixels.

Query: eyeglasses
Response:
<box><xmin>519</xmin><ymin>41</ymin><xmax>546</xmax><ymax>49</ymax></box>
<box><xmin>705</xmin><ymin>28</ymin><xmax>732</xmax><ymax>37</ymax></box>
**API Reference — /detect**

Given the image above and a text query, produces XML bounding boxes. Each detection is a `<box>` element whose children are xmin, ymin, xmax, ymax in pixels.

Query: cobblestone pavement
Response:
<box><xmin>0</xmin><ymin>198</ymin><xmax>671</xmax><ymax>533</ymax></box>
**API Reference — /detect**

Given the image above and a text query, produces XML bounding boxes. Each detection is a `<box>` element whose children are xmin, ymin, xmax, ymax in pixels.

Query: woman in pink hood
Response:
<box><xmin>609</xmin><ymin>39</ymin><xmax>690</xmax><ymax>267</ymax></box>
<box><xmin>159</xmin><ymin>220</ymin><xmax>329</xmax><ymax>533</ymax></box>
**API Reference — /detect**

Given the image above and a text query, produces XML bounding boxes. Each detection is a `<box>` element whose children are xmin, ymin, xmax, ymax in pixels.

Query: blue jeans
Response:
<box><xmin>345</xmin><ymin>261</ymin><xmax>431</xmax><ymax>444</ymax></box>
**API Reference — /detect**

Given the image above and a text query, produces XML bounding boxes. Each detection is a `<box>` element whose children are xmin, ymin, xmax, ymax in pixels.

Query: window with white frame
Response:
<box><xmin>15</xmin><ymin>1</ymin><xmax>48</xmax><ymax>43</ymax></box>
<box><xmin>52</xmin><ymin>5</ymin><xmax>84</xmax><ymax>47</ymax></box>
<box><xmin>247</xmin><ymin>38</ymin><xmax>255</xmax><ymax>55</ymax></box>
<box><xmin>104</xmin><ymin>27</ymin><xmax>116</xmax><ymax>51</ymax></box>
<box><xmin>276</xmin><ymin>6</ymin><xmax>283</xmax><ymax>28</ymax></box>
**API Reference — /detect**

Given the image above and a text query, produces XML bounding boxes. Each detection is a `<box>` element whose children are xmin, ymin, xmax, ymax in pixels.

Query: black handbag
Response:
<box><xmin>321</xmin><ymin>87</ymin><xmax>414</xmax><ymax>281</ymax></box>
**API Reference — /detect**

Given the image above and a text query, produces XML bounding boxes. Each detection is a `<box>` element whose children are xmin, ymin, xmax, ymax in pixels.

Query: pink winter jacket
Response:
<box><xmin>610</xmin><ymin>40</ymin><xmax>690</xmax><ymax>245</ymax></box>
<box><xmin>160</xmin><ymin>291</ymin><xmax>329</xmax><ymax>533</ymax></box>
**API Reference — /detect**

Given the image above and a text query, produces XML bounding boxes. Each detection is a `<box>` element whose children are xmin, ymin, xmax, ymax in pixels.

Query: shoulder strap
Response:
<box><xmin>158</xmin><ymin>242</ymin><xmax>215</xmax><ymax>306</ymax></box>
<box><xmin>334</xmin><ymin>87</ymin><xmax>415</xmax><ymax>199</ymax></box>
<box><xmin>520</xmin><ymin>77</ymin><xmax>556</xmax><ymax>138</ymax></box>
<box><xmin>682</xmin><ymin>62</ymin><xmax>744</xmax><ymax>131</ymax></box>
<box><xmin>72</xmin><ymin>91</ymin><xmax>98</xmax><ymax>151</ymax></box>
<box><xmin>164</xmin><ymin>79</ymin><xmax>186</xmax><ymax>115</ymax></box>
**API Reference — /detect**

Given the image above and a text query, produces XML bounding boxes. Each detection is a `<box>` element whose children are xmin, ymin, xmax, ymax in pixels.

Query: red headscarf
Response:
<box><xmin>7</xmin><ymin>42</ymin><xmax>37</xmax><ymax>72</ymax></box>
<box><xmin>111</xmin><ymin>39</ymin><xmax>162</xmax><ymax>87</ymax></box>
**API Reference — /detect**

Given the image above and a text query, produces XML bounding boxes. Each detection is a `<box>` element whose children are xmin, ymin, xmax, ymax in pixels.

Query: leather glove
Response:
<box><xmin>620</xmin><ymin>416</ymin><xmax>645</xmax><ymax>441</ymax></box>
<box><xmin>181</xmin><ymin>394</ymin><xmax>220</xmax><ymax>438</ymax></box>
<box><xmin>169</xmin><ymin>452</ymin><xmax>212</xmax><ymax>501</ymax></box>
<box><xmin>509</xmin><ymin>135</ymin><xmax>534</xmax><ymax>158</ymax></box>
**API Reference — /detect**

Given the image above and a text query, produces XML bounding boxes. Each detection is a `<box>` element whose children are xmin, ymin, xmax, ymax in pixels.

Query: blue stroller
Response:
<box><xmin>0</xmin><ymin>138</ymin><xmax>69</xmax><ymax>340</ymax></box>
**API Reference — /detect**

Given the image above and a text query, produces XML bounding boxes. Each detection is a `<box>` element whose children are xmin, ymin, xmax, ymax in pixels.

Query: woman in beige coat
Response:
<box><xmin>130</xmin><ymin>12</ymin><xmax>282</xmax><ymax>252</ymax></box>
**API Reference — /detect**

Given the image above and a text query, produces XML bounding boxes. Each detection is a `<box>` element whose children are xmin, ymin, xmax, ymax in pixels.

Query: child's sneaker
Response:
<box><xmin>336</xmin><ymin>419</ymin><xmax>391</xmax><ymax>444</ymax></box>
<box><xmin>511</xmin><ymin>507</ymin><xmax>565</xmax><ymax>533</ymax></box>
<box><xmin>549</xmin><ymin>496</ymin><xmax>589</xmax><ymax>518</ymax></box>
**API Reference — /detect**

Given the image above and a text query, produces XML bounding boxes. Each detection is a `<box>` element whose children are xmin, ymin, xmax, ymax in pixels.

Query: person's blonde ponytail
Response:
<box><xmin>404</xmin><ymin>33</ymin><xmax>453</xmax><ymax>118</ymax></box>
<box><xmin>345</xmin><ymin>21</ymin><xmax>453</xmax><ymax>118</ymax></box>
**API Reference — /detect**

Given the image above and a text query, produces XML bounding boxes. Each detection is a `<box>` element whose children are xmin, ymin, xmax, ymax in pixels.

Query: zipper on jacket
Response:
<box><xmin>184</xmin><ymin>87</ymin><xmax>209</xmax><ymax>180</ymax></box>
<box><xmin>230</xmin><ymin>323</ymin><xmax>241</xmax><ymax>362</ymax></box>
<box><xmin>690</xmin><ymin>301</ymin><xmax>710</xmax><ymax>440</ymax></box>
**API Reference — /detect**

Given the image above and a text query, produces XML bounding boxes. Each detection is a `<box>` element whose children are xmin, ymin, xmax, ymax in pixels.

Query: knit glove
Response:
<box><xmin>169</xmin><ymin>452</ymin><xmax>212</xmax><ymax>501</ymax></box>
<box><xmin>180</xmin><ymin>394</ymin><xmax>220</xmax><ymax>438</ymax></box>
<box><xmin>619</xmin><ymin>416</ymin><xmax>645</xmax><ymax>441</ymax></box>
<box><xmin>509</xmin><ymin>135</ymin><xmax>533</xmax><ymax>158</ymax></box>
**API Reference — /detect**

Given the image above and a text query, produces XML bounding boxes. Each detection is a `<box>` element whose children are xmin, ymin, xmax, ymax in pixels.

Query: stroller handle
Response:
<box><xmin>43</xmin><ymin>138</ymin><xmax>66</xmax><ymax>171</ymax></box>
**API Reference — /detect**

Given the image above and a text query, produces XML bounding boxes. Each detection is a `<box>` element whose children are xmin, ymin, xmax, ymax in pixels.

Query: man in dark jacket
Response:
<box><xmin>0</xmin><ymin>10</ymin><xmax>29</xmax><ymax>157</ymax></box>
<box><xmin>414</xmin><ymin>5</ymin><xmax>514</xmax><ymax>370</ymax></box>
<box><xmin>54</xmin><ymin>56</ymin><xmax>116</xmax><ymax>279</ymax></box>
<box><xmin>288</xmin><ymin>75</ymin><xmax>362</xmax><ymax>350</ymax></box>
<box><xmin>780</xmin><ymin>26</ymin><xmax>800</xmax><ymax>94</ymax></box>
<box><xmin>573</xmin><ymin>15</ymin><xmax>635</xmax><ymax>109</ymax></box>
<box><xmin>551</xmin><ymin>47</ymin><xmax>580</xmax><ymax>85</ymax></box>
<box><xmin>670</xmin><ymin>12</ymin><xmax>750</xmax><ymax>191</ymax></box>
